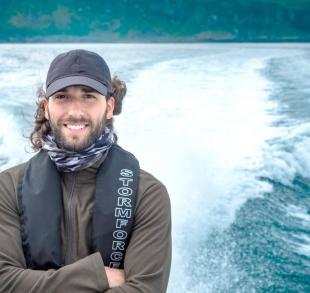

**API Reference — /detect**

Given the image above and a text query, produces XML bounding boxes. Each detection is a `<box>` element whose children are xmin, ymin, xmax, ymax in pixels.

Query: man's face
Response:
<box><xmin>44</xmin><ymin>85</ymin><xmax>115</xmax><ymax>152</ymax></box>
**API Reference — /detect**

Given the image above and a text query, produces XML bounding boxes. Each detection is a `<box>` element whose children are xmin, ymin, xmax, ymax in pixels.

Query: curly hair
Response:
<box><xmin>30</xmin><ymin>76</ymin><xmax>127</xmax><ymax>151</ymax></box>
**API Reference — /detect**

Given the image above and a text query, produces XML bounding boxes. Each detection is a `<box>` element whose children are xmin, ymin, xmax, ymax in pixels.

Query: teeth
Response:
<box><xmin>67</xmin><ymin>124</ymin><xmax>85</xmax><ymax>130</ymax></box>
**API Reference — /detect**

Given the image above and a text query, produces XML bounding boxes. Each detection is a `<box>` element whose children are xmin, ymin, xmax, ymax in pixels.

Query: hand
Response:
<box><xmin>105</xmin><ymin>266</ymin><xmax>125</xmax><ymax>288</ymax></box>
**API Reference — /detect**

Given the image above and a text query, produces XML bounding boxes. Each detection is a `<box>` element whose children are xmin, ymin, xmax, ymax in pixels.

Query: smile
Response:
<box><xmin>64</xmin><ymin>124</ymin><xmax>88</xmax><ymax>131</ymax></box>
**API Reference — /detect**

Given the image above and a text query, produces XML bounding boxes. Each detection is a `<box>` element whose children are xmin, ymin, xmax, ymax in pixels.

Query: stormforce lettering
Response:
<box><xmin>109</xmin><ymin>169</ymin><xmax>134</xmax><ymax>268</ymax></box>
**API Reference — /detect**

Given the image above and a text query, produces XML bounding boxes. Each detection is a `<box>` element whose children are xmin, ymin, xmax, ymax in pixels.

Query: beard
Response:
<box><xmin>48</xmin><ymin>109</ymin><xmax>108</xmax><ymax>152</ymax></box>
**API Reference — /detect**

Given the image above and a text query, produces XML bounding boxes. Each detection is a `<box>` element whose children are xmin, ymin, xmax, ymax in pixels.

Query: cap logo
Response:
<box><xmin>75</xmin><ymin>56</ymin><xmax>81</xmax><ymax>64</ymax></box>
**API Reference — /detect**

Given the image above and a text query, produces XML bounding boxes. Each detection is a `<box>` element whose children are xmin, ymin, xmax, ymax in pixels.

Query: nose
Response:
<box><xmin>66</xmin><ymin>97</ymin><xmax>85</xmax><ymax>116</ymax></box>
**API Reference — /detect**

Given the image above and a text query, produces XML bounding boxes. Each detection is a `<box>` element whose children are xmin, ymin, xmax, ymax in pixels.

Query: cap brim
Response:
<box><xmin>46</xmin><ymin>75</ymin><xmax>109</xmax><ymax>97</ymax></box>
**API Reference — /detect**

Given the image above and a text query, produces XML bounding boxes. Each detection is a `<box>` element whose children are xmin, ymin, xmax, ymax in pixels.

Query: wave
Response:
<box><xmin>0</xmin><ymin>110</ymin><xmax>32</xmax><ymax>171</ymax></box>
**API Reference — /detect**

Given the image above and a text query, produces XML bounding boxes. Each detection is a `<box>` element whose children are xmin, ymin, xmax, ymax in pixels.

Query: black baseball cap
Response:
<box><xmin>45</xmin><ymin>49</ymin><xmax>112</xmax><ymax>97</ymax></box>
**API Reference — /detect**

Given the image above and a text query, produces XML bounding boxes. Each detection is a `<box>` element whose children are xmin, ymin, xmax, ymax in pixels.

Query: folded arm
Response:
<box><xmin>0</xmin><ymin>170</ymin><xmax>111</xmax><ymax>292</ymax></box>
<box><xmin>0</xmin><ymin>170</ymin><xmax>171</xmax><ymax>293</ymax></box>
<box><xmin>104</xmin><ymin>178</ymin><xmax>172</xmax><ymax>293</ymax></box>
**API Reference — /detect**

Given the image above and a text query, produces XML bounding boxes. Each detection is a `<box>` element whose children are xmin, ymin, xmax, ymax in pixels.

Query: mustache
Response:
<box><xmin>59</xmin><ymin>116</ymin><xmax>91</xmax><ymax>125</ymax></box>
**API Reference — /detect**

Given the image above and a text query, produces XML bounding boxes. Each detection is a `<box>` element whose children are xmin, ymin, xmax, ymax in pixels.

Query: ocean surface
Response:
<box><xmin>0</xmin><ymin>43</ymin><xmax>309</xmax><ymax>292</ymax></box>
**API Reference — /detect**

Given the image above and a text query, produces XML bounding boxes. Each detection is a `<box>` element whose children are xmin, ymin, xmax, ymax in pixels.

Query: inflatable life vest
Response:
<box><xmin>17</xmin><ymin>144</ymin><xmax>139</xmax><ymax>270</ymax></box>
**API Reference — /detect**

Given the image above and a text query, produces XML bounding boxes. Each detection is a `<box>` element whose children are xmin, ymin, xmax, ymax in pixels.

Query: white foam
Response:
<box><xmin>284</xmin><ymin>206</ymin><xmax>310</xmax><ymax>259</ymax></box>
<box><xmin>285</xmin><ymin>232</ymin><xmax>310</xmax><ymax>258</ymax></box>
<box><xmin>286</xmin><ymin>204</ymin><xmax>310</xmax><ymax>224</ymax></box>
<box><xmin>294</xmin><ymin>234</ymin><xmax>310</xmax><ymax>257</ymax></box>
<box><xmin>260</xmin><ymin>122</ymin><xmax>310</xmax><ymax>185</ymax></box>
<box><xmin>115</xmin><ymin>49</ymin><xmax>279</xmax><ymax>292</ymax></box>
<box><xmin>0</xmin><ymin>111</ymin><xmax>32</xmax><ymax>171</ymax></box>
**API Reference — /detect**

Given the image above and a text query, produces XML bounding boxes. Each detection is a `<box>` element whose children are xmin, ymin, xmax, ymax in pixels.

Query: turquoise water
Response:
<box><xmin>0</xmin><ymin>44</ymin><xmax>309</xmax><ymax>292</ymax></box>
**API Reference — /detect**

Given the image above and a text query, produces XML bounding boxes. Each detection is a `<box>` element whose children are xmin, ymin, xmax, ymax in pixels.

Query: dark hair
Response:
<box><xmin>30</xmin><ymin>76</ymin><xmax>127</xmax><ymax>151</ymax></box>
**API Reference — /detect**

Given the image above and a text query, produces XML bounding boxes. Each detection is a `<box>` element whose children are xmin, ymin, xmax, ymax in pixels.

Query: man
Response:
<box><xmin>0</xmin><ymin>49</ymin><xmax>171</xmax><ymax>292</ymax></box>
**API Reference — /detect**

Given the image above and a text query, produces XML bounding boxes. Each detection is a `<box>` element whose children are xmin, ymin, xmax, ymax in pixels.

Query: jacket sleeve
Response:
<box><xmin>0</xmin><ymin>170</ymin><xmax>110</xmax><ymax>293</ymax></box>
<box><xmin>103</xmin><ymin>173</ymin><xmax>172</xmax><ymax>293</ymax></box>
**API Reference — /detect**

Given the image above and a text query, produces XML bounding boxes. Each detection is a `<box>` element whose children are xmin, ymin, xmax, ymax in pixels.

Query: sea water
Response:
<box><xmin>0</xmin><ymin>43</ymin><xmax>309</xmax><ymax>292</ymax></box>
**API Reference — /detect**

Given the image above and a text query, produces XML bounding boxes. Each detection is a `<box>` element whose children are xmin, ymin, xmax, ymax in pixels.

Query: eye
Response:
<box><xmin>54</xmin><ymin>94</ymin><xmax>68</xmax><ymax>100</ymax></box>
<box><xmin>85</xmin><ymin>94</ymin><xmax>96</xmax><ymax>100</ymax></box>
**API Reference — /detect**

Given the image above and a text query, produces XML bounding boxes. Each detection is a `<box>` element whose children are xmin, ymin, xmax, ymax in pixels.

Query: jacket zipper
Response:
<box><xmin>64</xmin><ymin>173</ymin><xmax>77</xmax><ymax>264</ymax></box>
